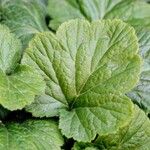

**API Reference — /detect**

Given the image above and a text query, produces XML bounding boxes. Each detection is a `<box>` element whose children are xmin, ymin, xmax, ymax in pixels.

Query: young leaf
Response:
<box><xmin>23</xmin><ymin>19</ymin><xmax>141</xmax><ymax>142</ymax></box>
<box><xmin>95</xmin><ymin>105</ymin><xmax>150</xmax><ymax>150</ymax></box>
<box><xmin>0</xmin><ymin>120</ymin><xmax>64</xmax><ymax>150</ymax></box>
<box><xmin>0</xmin><ymin>0</ymin><xmax>48</xmax><ymax>47</ymax></box>
<box><xmin>0</xmin><ymin>25</ymin><xmax>45</xmax><ymax>110</ymax></box>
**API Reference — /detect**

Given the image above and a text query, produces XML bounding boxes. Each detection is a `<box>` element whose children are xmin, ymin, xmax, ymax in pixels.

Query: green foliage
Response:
<box><xmin>0</xmin><ymin>24</ymin><xmax>45</xmax><ymax>110</ymax></box>
<box><xmin>0</xmin><ymin>120</ymin><xmax>64</xmax><ymax>150</ymax></box>
<box><xmin>0</xmin><ymin>0</ymin><xmax>149</xmax><ymax>149</ymax></box>
<box><xmin>23</xmin><ymin>19</ymin><xmax>141</xmax><ymax>142</ymax></box>
<box><xmin>0</xmin><ymin>0</ymin><xmax>48</xmax><ymax>47</ymax></box>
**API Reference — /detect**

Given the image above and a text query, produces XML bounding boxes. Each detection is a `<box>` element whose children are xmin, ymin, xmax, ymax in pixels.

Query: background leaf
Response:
<box><xmin>0</xmin><ymin>120</ymin><xmax>64</xmax><ymax>150</ymax></box>
<box><xmin>0</xmin><ymin>65</ymin><xmax>46</xmax><ymax>110</ymax></box>
<box><xmin>26</xmin><ymin>94</ymin><xmax>66</xmax><ymax>117</ymax></box>
<box><xmin>0</xmin><ymin>24</ymin><xmax>22</xmax><ymax>74</ymax></box>
<box><xmin>0</xmin><ymin>0</ymin><xmax>48</xmax><ymax>47</ymax></box>
<box><xmin>127</xmin><ymin>27</ymin><xmax>150</xmax><ymax>113</ymax></box>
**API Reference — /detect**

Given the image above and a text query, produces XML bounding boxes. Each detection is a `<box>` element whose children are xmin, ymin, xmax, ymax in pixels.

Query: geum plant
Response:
<box><xmin>21</xmin><ymin>19</ymin><xmax>149</xmax><ymax>149</ymax></box>
<box><xmin>0</xmin><ymin>17</ymin><xmax>149</xmax><ymax>149</ymax></box>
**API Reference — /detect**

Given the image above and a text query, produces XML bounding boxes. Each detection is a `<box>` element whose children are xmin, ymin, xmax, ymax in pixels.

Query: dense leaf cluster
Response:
<box><xmin>0</xmin><ymin>0</ymin><xmax>149</xmax><ymax>149</ymax></box>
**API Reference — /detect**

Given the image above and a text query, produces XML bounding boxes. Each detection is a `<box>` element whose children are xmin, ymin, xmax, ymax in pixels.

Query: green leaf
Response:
<box><xmin>0</xmin><ymin>65</ymin><xmax>45</xmax><ymax>110</ymax></box>
<box><xmin>26</xmin><ymin>94</ymin><xmax>66</xmax><ymax>117</ymax></box>
<box><xmin>0</xmin><ymin>120</ymin><xmax>64</xmax><ymax>150</ymax></box>
<box><xmin>47</xmin><ymin>0</ymin><xmax>85</xmax><ymax>30</ymax></box>
<box><xmin>47</xmin><ymin>0</ymin><xmax>150</xmax><ymax>113</ymax></box>
<box><xmin>59</xmin><ymin>94</ymin><xmax>133</xmax><ymax>142</ymax></box>
<box><xmin>23</xmin><ymin>19</ymin><xmax>141</xmax><ymax>142</ymax></box>
<box><xmin>0</xmin><ymin>24</ymin><xmax>22</xmax><ymax>74</ymax></box>
<box><xmin>0</xmin><ymin>0</ymin><xmax>48</xmax><ymax>47</ymax></box>
<box><xmin>95</xmin><ymin>105</ymin><xmax>150</xmax><ymax>150</ymax></box>
<box><xmin>0</xmin><ymin>25</ymin><xmax>45</xmax><ymax>110</ymax></box>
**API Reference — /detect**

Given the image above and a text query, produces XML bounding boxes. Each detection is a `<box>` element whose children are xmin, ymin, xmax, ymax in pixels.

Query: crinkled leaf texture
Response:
<box><xmin>95</xmin><ymin>105</ymin><xmax>150</xmax><ymax>150</ymax></box>
<box><xmin>23</xmin><ymin>19</ymin><xmax>141</xmax><ymax>142</ymax></box>
<box><xmin>0</xmin><ymin>120</ymin><xmax>64</xmax><ymax>150</ymax></box>
<box><xmin>0</xmin><ymin>24</ymin><xmax>45</xmax><ymax>110</ymax></box>
<box><xmin>0</xmin><ymin>0</ymin><xmax>48</xmax><ymax>47</ymax></box>
<box><xmin>47</xmin><ymin>0</ymin><xmax>150</xmax><ymax>113</ymax></box>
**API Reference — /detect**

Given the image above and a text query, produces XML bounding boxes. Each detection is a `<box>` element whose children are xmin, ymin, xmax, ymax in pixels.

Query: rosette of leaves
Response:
<box><xmin>0</xmin><ymin>0</ymin><xmax>48</xmax><ymax>47</ymax></box>
<box><xmin>23</xmin><ymin>19</ymin><xmax>141</xmax><ymax>142</ymax></box>
<box><xmin>47</xmin><ymin>0</ymin><xmax>150</xmax><ymax>113</ymax></box>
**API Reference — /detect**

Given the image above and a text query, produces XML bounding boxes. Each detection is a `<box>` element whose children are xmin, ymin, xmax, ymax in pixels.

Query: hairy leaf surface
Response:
<box><xmin>23</xmin><ymin>19</ymin><xmax>141</xmax><ymax>141</ymax></box>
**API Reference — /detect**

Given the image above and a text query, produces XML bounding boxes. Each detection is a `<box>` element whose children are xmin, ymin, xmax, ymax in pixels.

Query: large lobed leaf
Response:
<box><xmin>23</xmin><ymin>19</ymin><xmax>141</xmax><ymax>142</ymax></box>
<box><xmin>47</xmin><ymin>0</ymin><xmax>150</xmax><ymax>113</ymax></box>
<box><xmin>0</xmin><ymin>24</ymin><xmax>45</xmax><ymax>110</ymax></box>
<box><xmin>0</xmin><ymin>120</ymin><xmax>64</xmax><ymax>150</ymax></box>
